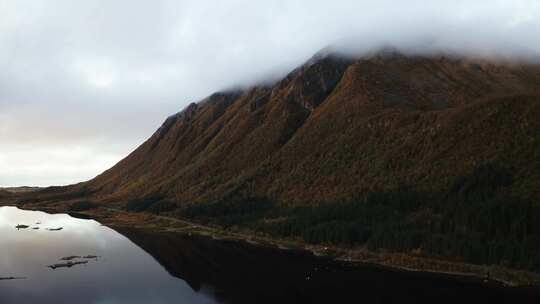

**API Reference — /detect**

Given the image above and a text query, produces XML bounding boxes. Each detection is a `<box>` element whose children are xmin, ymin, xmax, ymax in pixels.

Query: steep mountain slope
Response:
<box><xmin>77</xmin><ymin>49</ymin><xmax>540</xmax><ymax>206</ymax></box>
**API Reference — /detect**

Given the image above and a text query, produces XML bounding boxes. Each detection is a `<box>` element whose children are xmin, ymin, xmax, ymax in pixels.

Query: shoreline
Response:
<box><xmin>4</xmin><ymin>202</ymin><xmax>540</xmax><ymax>287</ymax></box>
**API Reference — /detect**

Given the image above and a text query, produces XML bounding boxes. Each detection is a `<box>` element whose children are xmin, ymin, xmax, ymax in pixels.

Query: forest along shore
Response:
<box><xmin>4</xmin><ymin>201</ymin><xmax>540</xmax><ymax>288</ymax></box>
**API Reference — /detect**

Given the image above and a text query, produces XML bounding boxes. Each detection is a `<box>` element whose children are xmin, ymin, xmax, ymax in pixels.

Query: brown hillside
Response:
<box><xmin>46</xmin><ymin>49</ymin><xmax>540</xmax><ymax>207</ymax></box>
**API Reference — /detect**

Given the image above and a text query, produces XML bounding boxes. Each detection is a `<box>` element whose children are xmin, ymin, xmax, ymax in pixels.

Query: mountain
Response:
<box><xmin>72</xmin><ymin>48</ymin><xmax>540</xmax><ymax>205</ymax></box>
<box><xmin>23</xmin><ymin>47</ymin><xmax>540</xmax><ymax>274</ymax></box>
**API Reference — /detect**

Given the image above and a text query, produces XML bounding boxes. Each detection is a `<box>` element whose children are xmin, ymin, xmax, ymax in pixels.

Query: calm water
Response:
<box><xmin>1</xmin><ymin>206</ymin><xmax>540</xmax><ymax>304</ymax></box>
<box><xmin>0</xmin><ymin>206</ymin><xmax>216</xmax><ymax>304</ymax></box>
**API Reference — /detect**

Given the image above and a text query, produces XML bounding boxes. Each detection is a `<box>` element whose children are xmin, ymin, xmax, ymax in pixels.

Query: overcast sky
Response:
<box><xmin>1</xmin><ymin>0</ymin><xmax>539</xmax><ymax>187</ymax></box>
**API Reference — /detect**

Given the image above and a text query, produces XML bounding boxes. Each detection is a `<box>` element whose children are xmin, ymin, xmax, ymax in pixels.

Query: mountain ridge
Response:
<box><xmin>73</xmin><ymin>48</ymin><xmax>540</xmax><ymax>206</ymax></box>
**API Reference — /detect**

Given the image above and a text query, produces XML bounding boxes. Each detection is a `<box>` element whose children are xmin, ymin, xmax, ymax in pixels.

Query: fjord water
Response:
<box><xmin>1</xmin><ymin>206</ymin><xmax>540</xmax><ymax>304</ymax></box>
<box><xmin>0</xmin><ymin>206</ymin><xmax>216</xmax><ymax>304</ymax></box>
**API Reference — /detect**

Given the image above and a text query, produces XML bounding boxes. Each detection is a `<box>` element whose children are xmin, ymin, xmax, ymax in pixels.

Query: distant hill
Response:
<box><xmin>0</xmin><ymin>187</ymin><xmax>41</xmax><ymax>200</ymax></box>
<box><xmin>0</xmin><ymin>190</ymin><xmax>11</xmax><ymax>199</ymax></box>
<box><xmin>1</xmin><ymin>186</ymin><xmax>41</xmax><ymax>193</ymax></box>
<box><xmin>24</xmin><ymin>47</ymin><xmax>540</xmax><ymax>273</ymax></box>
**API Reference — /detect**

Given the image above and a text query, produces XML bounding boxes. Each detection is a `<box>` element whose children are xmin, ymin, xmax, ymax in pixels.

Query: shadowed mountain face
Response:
<box><xmin>73</xmin><ymin>49</ymin><xmax>540</xmax><ymax>205</ymax></box>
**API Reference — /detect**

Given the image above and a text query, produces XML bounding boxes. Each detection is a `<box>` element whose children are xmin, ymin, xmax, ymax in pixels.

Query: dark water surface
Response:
<box><xmin>0</xmin><ymin>206</ymin><xmax>215</xmax><ymax>304</ymax></box>
<box><xmin>1</xmin><ymin>206</ymin><xmax>539</xmax><ymax>304</ymax></box>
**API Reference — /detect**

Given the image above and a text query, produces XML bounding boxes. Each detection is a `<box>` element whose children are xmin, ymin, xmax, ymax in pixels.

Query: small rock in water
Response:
<box><xmin>60</xmin><ymin>256</ymin><xmax>81</xmax><ymax>261</ymax></box>
<box><xmin>32</xmin><ymin>227</ymin><xmax>39</xmax><ymax>230</ymax></box>
<box><xmin>82</xmin><ymin>255</ymin><xmax>100</xmax><ymax>259</ymax></box>
<box><xmin>15</xmin><ymin>224</ymin><xmax>29</xmax><ymax>230</ymax></box>
<box><xmin>48</xmin><ymin>260</ymin><xmax>88</xmax><ymax>270</ymax></box>
<box><xmin>46</xmin><ymin>227</ymin><xmax>63</xmax><ymax>231</ymax></box>
<box><xmin>0</xmin><ymin>276</ymin><xmax>26</xmax><ymax>280</ymax></box>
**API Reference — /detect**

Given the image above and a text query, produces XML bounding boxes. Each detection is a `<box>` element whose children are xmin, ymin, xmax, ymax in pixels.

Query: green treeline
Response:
<box><xmin>125</xmin><ymin>195</ymin><xmax>176</xmax><ymax>213</ymax></box>
<box><xmin>180</xmin><ymin>165</ymin><xmax>540</xmax><ymax>272</ymax></box>
<box><xmin>68</xmin><ymin>200</ymin><xmax>98</xmax><ymax>211</ymax></box>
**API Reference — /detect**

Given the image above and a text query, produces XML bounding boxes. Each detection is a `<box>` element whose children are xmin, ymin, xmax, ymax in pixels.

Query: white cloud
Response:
<box><xmin>0</xmin><ymin>143</ymin><xmax>122</xmax><ymax>187</ymax></box>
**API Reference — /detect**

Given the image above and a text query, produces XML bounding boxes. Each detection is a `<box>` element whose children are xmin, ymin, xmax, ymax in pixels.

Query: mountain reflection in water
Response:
<box><xmin>1</xmin><ymin>206</ymin><xmax>540</xmax><ymax>304</ymax></box>
<box><xmin>0</xmin><ymin>206</ymin><xmax>215</xmax><ymax>304</ymax></box>
<box><xmin>119</xmin><ymin>228</ymin><xmax>540</xmax><ymax>304</ymax></box>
